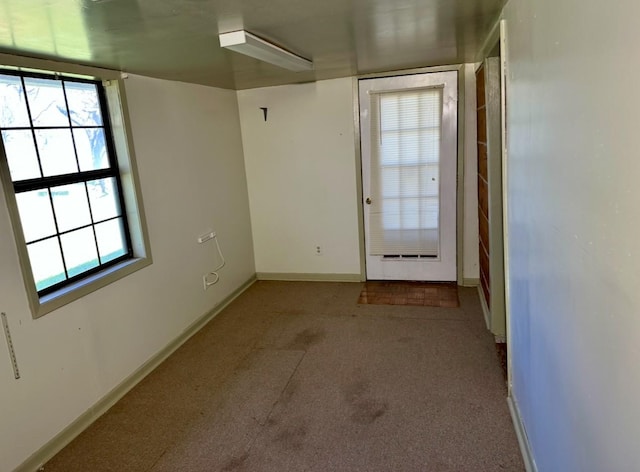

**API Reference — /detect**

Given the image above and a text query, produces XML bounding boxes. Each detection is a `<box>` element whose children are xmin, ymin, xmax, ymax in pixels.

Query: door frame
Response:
<box><xmin>352</xmin><ymin>64</ymin><xmax>468</xmax><ymax>285</ymax></box>
<box><xmin>499</xmin><ymin>20</ymin><xmax>513</xmax><ymax>396</ymax></box>
<box><xmin>477</xmin><ymin>19</ymin><xmax>512</xmax><ymax>393</ymax></box>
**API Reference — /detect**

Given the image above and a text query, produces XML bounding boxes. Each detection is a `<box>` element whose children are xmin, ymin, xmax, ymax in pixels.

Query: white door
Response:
<box><xmin>360</xmin><ymin>71</ymin><xmax>458</xmax><ymax>281</ymax></box>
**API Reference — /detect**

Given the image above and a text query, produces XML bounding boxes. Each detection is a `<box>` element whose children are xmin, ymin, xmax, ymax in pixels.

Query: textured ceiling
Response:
<box><xmin>0</xmin><ymin>0</ymin><xmax>506</xmax><ymax>90</ymax></box>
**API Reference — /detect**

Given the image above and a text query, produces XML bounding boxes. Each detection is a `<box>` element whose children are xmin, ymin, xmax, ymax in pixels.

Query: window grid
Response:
<box><xmin>379</xmin><ymin>90</ymin><xmax>441</xmax><ymax>232</ymax></box>
<box><xmin>0</xmin><ymin>70</ymin><xmax>133</xmax><ymax>296</ymax></box>
<box><xmin>368</xmin><ymin>87</ymin><xmax>442</xmax><ymax>256</ymax></box>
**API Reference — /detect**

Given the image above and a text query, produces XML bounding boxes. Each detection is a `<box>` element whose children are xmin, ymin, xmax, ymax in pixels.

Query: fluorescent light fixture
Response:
<box><xmin>219</xmin><ymin>30</ymin><xmax>313</xmax><ymax>72</ymax></box>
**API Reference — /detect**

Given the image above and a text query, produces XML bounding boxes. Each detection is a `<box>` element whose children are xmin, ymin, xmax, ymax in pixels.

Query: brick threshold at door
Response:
<box><xmin>358</xmin><ymin>281</ymin><xmax>459</xmax><ymax>307</ymax></box>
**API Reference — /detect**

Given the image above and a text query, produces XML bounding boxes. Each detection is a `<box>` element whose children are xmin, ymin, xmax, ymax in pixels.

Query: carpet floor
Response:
<box><xmin>43</xmin><ymin>281</ymin><xmax>524</xmax><ymax>472</ymax></box>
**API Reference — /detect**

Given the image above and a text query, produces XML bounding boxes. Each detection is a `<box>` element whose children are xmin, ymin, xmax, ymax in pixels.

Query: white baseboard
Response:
<box><xmin>507</xmin><ymin>396</ymin><xmax>537</xmax><ymax>472</ymax></box>
<box><xmin>477</xmin><ymin>285</ymin><xmax>491</xmax><ymax>330</ymax></box>
<box><xmin>16</xmin><ymin>275</ymin><xmax>257</xmax><ymax>472</ymax></box>
<box><xmin>256</xmin><ymin>272</ymin><xmax>363</xmax><ymax>282</ymax></box>
<box><xmin>462</xmin><ymin>277</ymin><xmax>480</xmax><ymax>287</ymax></box>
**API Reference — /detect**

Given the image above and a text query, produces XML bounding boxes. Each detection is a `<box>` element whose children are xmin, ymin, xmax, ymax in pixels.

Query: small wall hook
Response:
<box><xmin>260</xmin><ymin>107</ymin><xmax>268</xmax><ymax>121</ymax></box>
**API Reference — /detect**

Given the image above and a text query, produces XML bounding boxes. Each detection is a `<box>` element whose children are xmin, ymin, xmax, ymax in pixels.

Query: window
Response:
<box><xmin>0</xmin><ymin>71</ymin><xmax>132</xmax><ymax>294</ymax></box>
<box><xmin>0</xmin><ymin>65</ymin><xmax>151</xmax><ymax>318</ymax></box>
<box><xmin>369</xmin><ymin>87</ymin><xmax>443</xmax><ymax>256</ymax></box>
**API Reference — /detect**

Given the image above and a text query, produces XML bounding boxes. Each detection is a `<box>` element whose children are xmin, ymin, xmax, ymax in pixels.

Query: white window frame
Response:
<box><xmin>0</xmin><ymin>56</ymin><xmax>152</xmax><ymax>319</ymax></box>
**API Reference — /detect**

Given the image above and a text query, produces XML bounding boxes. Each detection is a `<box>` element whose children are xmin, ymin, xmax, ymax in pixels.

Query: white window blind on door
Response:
<box><xmin>368</xmin><ymin>87</ymin><xmax>443</xmax><ymax>256</ymax></box>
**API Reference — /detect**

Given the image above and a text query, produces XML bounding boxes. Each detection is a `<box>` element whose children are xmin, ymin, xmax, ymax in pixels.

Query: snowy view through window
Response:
<box><xmin>0</xmin><ymin>73</ymin><xmax>129</xmax><ymax>293</ymax></box>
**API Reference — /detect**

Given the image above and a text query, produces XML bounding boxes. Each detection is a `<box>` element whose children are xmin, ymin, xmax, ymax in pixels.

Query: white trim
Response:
<box><xmin>15</xmin><ymin>276</ymin><xmax>257</xmax><ymax>472</ymax></box>
<box><xmin>358</xmin><ymin>64</ymin><xmax>462</xmax><ymax>81</ymax></box>
<box><xmin>477</xmin><ymin>19</ymin><xmax>502</xmax><ymax>63</ymax></box>
<box><xmin>0</xmin><ymin>52</ymin><xmax>120</xmax><ymax>80</ymax></box>
<box><xmin>478</xmin><ymin>285</ymin><xmax>491</xmax><ymax>330</ymax></box>
<box><xmin>462</xmin><ymin>277</ymin><xmax>480</xmax><ymax>287</ymax></box>
<box><xmin>456</xmin><ymin>66</ymin><xmax>466</xmax><ymax>286</ymax></box>
<box><xmin>499</xmin><ymin>19</ymin><xmax>514</xmax><ymax>394</ymax></box>
<box><xmin>256</xmin><ymin>272</ymin><xmax>362</xmax><ymax>282</ymax></box>
<box><xmin>507</xmin><ymin>397</ymin><xmax>537</xmax><ymax>472</ymax></box>
<box><xmin>352</xmin><ymin>77</ymin><xmax>367</xmax><ymax>281</ymax></box>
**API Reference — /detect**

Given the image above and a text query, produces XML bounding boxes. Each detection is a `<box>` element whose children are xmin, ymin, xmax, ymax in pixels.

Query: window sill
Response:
<box><xmin>32</xmin><ymin>256</ymin><xmax>152</xmax><ymax>319</ymax></box>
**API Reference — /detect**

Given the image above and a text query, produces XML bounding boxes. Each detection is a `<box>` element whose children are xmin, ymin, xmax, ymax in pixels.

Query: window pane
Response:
<box><xmin>88</xmin><ymin>177</ymin><xmax>121</xmax><ymax>222</ymax></box>
<box><xmin>24</xmin><ymin>77</ymin><xmax>69</xmax><ymax>127</ymax></box>
<box><xmin>419</xmin><ymin>129</ymin><xmax>440</xmax><ymax>164</ymax></box>
<box><xmin>51</xmin><ymin>183</ymin><xmax>92</xmax><ymax>232</ymax></box>
<box><xmin>2</xmin><ymin>130</ymin><xmax>41</xmax><ymax>181</ymax></box>
<box><xmin>74</xmin><ymin>128</ymin><xmax>109</xmax><ymax>171</ymax></box>
<box><xmin>95</xmin><ymin>218</ymin><xmax>127</xmax><ymax>263</ymax></box>
<box><xmin>400</xmin><ymin>167</ymin><xmax>420</xmax><ymax>197</ymax></box>
<box><xmin>15</xmin><ymin>189</ymin><xmax>57</xmax><ymax>242</ymax></box>
<box><xmin>399</xmin><ymin>131</ymin><xmax>421</xmax><ymax>165</ymax></box>
<box><xmin>382</xmin><ymin>199</ymin><xmax>400</xmax><ymax>230</ymax></box>
<box><xmin>420</xmin><ymin>164</ymin><xmax>439</xmax><ymax>197</ymax></box>
<box><xmin>381</xmin><ymin>167</ymin><xmax>399</xmax><ymax>198</ymax></box>
<box><xmin>380</xmin><ymin>97</ymin><xmax>399</xmax><ymax>131</ymax></box>
<box><xmin>401</xmin><ymin>198</ymin><xmax>420</xmax><ymax>229</ymax></box>
<box><xmin>0</xmin><ymin>74</ymin><xmax>30</xmax><ymax>128</ymax></box>
<box><xmin>27</xmin><ymin>237</ymin><xmax>66</xmax><ymax>291</ymax></box>
<box><xmin>35</xmin><ymin>129</ymin><xmax>78</xmax><ymax>176</ymax></box>
<box><xmin>60</xmin><ymin>227</ymin><xmax>99</xmax><ymax>278</ymax></box>
<box><xmin>64</xmin><ymin>81</ymin><xmax>103</xmax><ymax>126</ymax></box>
<box><xmin>380</xmin><ymin>133</ymin><xmax>399</xmax><ymax>166</ymax></box>
<box><xmin>421</xmin><ymin>197</ymin><xmax>439</xmax><ymax>228</ymax></box>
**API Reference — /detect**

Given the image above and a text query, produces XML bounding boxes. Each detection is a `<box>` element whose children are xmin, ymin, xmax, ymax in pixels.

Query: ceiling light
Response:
<box><xmin>219</xmin><ymin>30</ymin><xmax>313</xmax><ymax>72</ymax></box>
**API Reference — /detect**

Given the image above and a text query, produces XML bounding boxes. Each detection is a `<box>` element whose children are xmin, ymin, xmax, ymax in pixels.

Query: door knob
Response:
<box><xmin>365</xmin><ymin>197</ymin><xmax>372</xmax><ymax>205</ymax></box>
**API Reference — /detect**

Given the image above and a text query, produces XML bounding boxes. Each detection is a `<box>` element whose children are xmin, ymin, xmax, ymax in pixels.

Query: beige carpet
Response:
<box><xmin>43</xmin><ymin>281</ymin><xmax>524</xmax><ymax>472</ymax></box>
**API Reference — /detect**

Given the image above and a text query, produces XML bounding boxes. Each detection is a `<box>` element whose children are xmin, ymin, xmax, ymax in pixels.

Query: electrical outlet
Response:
<box><xmin>315</xmin><ymin>245</ymin><xmax>323</xmax><ymax>256</ymax></box>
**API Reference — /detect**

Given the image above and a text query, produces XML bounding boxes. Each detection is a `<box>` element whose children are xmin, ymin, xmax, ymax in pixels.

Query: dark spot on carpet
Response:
<box><xmin>397</xmin><ymin>336</ymin><xmax>414</xmax><ymax>344</ymax></box>
<box><xmin>277</xmin><ymin>379</ymin><xmax>299</xmax><ymax>406</ymax></box>
<box><xmin>274</xmin><ymin>424</ymin><xmax>307</xmax><ymax>450</ymax></box>
<box><xmin>344</xmin><ymin>379</ymin><xmax>369</xmax><ymax>404</ymax></box>
<box><xmin>344</xmin><ymin>377</ymin><xmax>388</xmax><ymax>424</ymax></box>
<box><xmin>221</xmin><ymin>452</ymin><xmax>248</xmax><ymax>471</ymax></box>
<box><xmin>286</xmin><ymin>328</ymin><xmax>326</xmax><ymax>350</ymax></box>
<box><xmin>351</xmin><ymin>398</ymin><xmax>388</xmax><ymax>424</ymax></box>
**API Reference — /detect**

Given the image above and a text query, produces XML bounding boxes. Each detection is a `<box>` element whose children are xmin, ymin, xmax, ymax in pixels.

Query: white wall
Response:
<box><xmin>0</xmin><ymin>75</ymin><xmax>255</xmax><ymax>471</ymax></box>
<box><xmin>238</xmin><ymin>75</ymin><xmax>479</xmax><ymax>281</ymax></box>
<box><xmin>503</xmin><ymin>0</ymin><xmax>640</xmax><ymax>470</ymax></box>
<box><xmin>237</xmin><ymin>78</ymin><xmax>362</xmax><ymax>277</ymax></box>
